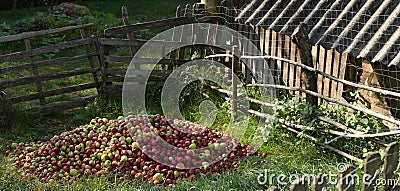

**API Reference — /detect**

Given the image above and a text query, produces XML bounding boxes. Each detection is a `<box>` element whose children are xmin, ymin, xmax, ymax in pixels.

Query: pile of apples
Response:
<box><xmin>5</xmin><ymin>114</ymin><xmax>258</xmax><ymax>186</ymax></box>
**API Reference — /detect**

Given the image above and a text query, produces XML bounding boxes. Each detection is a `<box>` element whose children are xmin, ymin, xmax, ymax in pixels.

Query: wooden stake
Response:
<box><xmin>232</xmin><ymin>46</ymin><xmax>238</xmax><ymax>121</ymax></box>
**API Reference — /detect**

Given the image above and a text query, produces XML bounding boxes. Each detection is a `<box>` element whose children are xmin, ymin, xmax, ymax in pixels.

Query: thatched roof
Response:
<box><xmin>236</xmin><ymin>0</ymin><xmax>400</xmax><ymax>66</ymax></box>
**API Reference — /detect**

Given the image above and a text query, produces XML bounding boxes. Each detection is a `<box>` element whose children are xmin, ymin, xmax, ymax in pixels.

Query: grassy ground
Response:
<box><xmin>0</xmin><ymin>96</ymin><xmax>345</xmax><ymax>190</ymax></box>
<box><xmin>0</xmin><ymin>0</ymin><xmax>383</xmax><ymax>190</ymax></box>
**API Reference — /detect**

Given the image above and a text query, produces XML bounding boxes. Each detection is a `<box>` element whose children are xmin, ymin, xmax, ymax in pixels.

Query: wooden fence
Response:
<box><xmin>0</xmin><ymin>23</ymin><xmax>101</xmax><ymax>112</ymax></box>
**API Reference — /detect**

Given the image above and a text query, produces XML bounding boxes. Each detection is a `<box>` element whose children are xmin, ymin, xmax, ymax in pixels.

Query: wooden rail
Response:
<box><xmin>0</xmin><ymin>23</ymin><xmax>100</xmax><ymax>112</ymax></box>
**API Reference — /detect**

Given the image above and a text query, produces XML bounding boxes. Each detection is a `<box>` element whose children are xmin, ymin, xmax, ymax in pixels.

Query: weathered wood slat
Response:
<box><xmin>106</xmin><ymin>74</ymin><xmax>168</xmax><ymax>83</ymax></box>
<box><xmin>295</xmin><ymin>46</ymin><xmax>302</xmax><ymax>95</ymax></box>
<box><xmin>317</xmin><ymin>46</ymin><xmax>325</xmax><ymax>99</ymax></box>
<box><xmin>337</xmin><ymin>165</ymin><xmax>355</xmax><ymax>191</ymax></box>
<box><xmin>383</xmin><ymin>142</ymin><xmax>399</xmax><ymax>191</ymax></box>
<box><xmin>337</xmin><ymin>52</ymin><xmax>348</xmax><ymax>99</ymax></box>
<box><xmin>0</xmin><ymin>53</ymin><xmax>98</xmax><ymax>74</ymax></box>
<box><xmin>323</xmin><ymin>49</ymin><xmax>334</xmax><ymax>97</ymax></box>
<box><xmin>98</xmin><ymin>38</ymin><xmax>193</xmax><ymax>49</ymax></box>
<box><xmin>105</xmin><ymin>56</ymin><xmax>188</xmax><ymax>65</ymax></box>
<box><xmin>30</xmin><ymin>95</ymin><xmax>97</xmax><ymax>113</ymax></box>
<box><xmin>282</xmin><ymin>34</ymin><xmax>290</xmax><ymax>86</ymax></box>
<box><xmin>0</xmin><ymin>37</ymin><xmax>95</xmax><ymax>63</ymax></box>
<box><xmin>0</xmin><ymin>68</ymin><xmax>100</xmax><ymax>89</ymax></box>
<box><xmin>289</xmin><ymin>33</ymin><xmax>296</xmax><ymax>94</ymax></box>
<box><xmin>105</xmin><ymin>68</ymin><xmax>172</xmax><ymax>76</ymax></box>
<box><xmin>8</xmin><ymin>82</ymin><xmax>97</xmax><ymax>104</ymax></box>
<box><xmin>271</xmin><ymin>30</ymin><xmax>278</xmax><ymax>84</ymax></box>
<box><xmin>0</xmin><ymin>24</ymin><xmax>94</xmax><ymax>43</ymax></box>
<box><xmin>330</xmin><ymin>50</ymin><xmax>341</xmax><ymax>98</ymax></box>
<box><xmin>104</xmin><ymin>16</ymin><xmax>208</xmax><ymax>36</ymax></box>
<box><xmin>361</xmin><ymin>151</ymin><xmax>381</xmax><ymax>191</ymax></box>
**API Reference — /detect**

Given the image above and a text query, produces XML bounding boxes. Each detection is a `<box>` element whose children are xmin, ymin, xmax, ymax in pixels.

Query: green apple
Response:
<box><xmin>189</xmin><ymin>143</ymin><xmax>196</xmax><ymax>150</ymax></box>
<box><xmin>125</xmin><ymin>137</ymin><xmax>132</xmax><ymax>144</ymax></box>
<box><xmin>70</xmin><ymin>169</ymin><xmax>79</xmax><ymax>176</ymax></box>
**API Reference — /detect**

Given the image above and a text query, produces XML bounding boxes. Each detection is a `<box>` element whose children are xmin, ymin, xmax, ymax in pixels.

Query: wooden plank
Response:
<box><xmin>295</xmin><ymin>46</ymin><xmax>302</xmax><ymax>95</ymax></box>
<box><xmin>271</xmin><ymin>30</ymin><xmax>278</xmax><ymax>85</ymax></box>
<box><xmin>105</xmin><ymin>56</ymin><xmax>187</xmax><ymax>65</ymax></box>
<box><xmin>0</xmin><ymin>24</ymin><xmax>94</xmax><ymax>43</ymax></box>
<box><xmin>0</xmin><ymin>68</ymin><xmax>100</xmax><ymax>89</ymax></box>
<box><xmin>361</xmin><ymin>151</ymin><xmax>381</xmax><ymax>191</ymax></box>
<box><xmin>0</xmin><ymin>53</ymin><xmax>98</xmax><ymax>74</ymax></box>
<box><xmin>30</xmin><ymin>95</ymin><xmax>97</xmax><ymax>113</ymax></box>
<box><xmin>323</xmin><ymin>49</ymin><xmax>334</xmax><ymax>97</ymax></box>
<box><xmin>258</xmin><ymin>26</ymin><xmax>266</xmax><ymax>85</ymax></box>
<box><xmin>106</xmin><ymin>74</ymin><xmax>168</xmax><ymax>83</ymax></box>
<box><xmin>104</xmin><ymin>17</ymin><xmax>201</xmax><ymax>36</ymax></box>
<box><xmin>98</xmin><ymin>38</ymin><xmax>192</xmax><ymax>49</ymax></box>
<box><xmin>8</xmin><ymin>82</ymin><xmax>97</xmax><ymax>104</ymax></box>
<box><xmin>337</xmin><ymin>52</ymin><xmax>348</xmax><ymax>99</ymax></box>
<box><xmin>282</xmin><ymin>34</ymin><xmax>291</xmax><ymax>86</ymax></box>
<box><xmin>382</xmin><ymin>142</ymin><xmax>399</xmax><ymax>191</ymax></box>
<box><xmin>311</xmin><ymin>173</ymin><xmax>327</xmax><ymax>191</ymax></box>
<box><xmin>0</xmin><ymin>37</ymin><xmax>95</xmax><ymax>63</ymax></box>
<box><xmin>290</xmin><ymin>178</ymin><xmax>308</xmax><ymax>191</ymax></box>
<box><xmin>317</xmin><ymin>46</ymin><xmax>325</xmax><ymax>101</ymax></box>
<box><xmin>24</xmin><ymin>38</ymin><xmax>45</xmax><ymax>106</ymax></box>
<box><xmin>105</xmin><ymin>68</ymin><xmax>172</xmax><ymax>76</ymax></box>
<box><xmin>330</xmin><ymin>49</ymin><xmax>341</xmax><ymax>99</ymax></box>
<box><xmin>289</xmin><ymin>35</ymin><xmax>296</xmax><ymax>94</ymax></box>
<box><xmin>276</xmin><ymin>32</ymin><xmax>283</xmax><ymax>85</ymax></box>
<box><xmin>264</xmin><ymin>29</ymin><xmax>274</xmax><ymax>83</ymax></box>
<box><xmin>312</xmin><ymin>45</ymin><xmax>320</xmax><ymax>102</ymax></box>
<box><xmin>337</xmin><ymin>165</ymin><xmax>355</xmax><ymax>191</ymax></box>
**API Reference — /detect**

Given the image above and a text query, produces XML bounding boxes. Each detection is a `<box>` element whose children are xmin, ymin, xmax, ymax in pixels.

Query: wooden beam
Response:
<box><xmin>0</xmin><ymin>24</ymin><xmax>94</xmax><ymax>43</ymax></box>
<box><xmin>0</xmin><ymin>37</ymin><xmax>95</xmax><ymax>62</ymax></box>
<box><xmin>0</xmin><ymin>68</ymin><xmax>100</xmax><ymax>89</ymax></box>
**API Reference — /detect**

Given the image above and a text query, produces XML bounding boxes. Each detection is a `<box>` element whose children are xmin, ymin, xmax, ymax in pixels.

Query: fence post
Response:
<box><xmin>121</xmin><ymin>6</ymin><xmax>138</xmax><ymax>69</ymax></box>
<box><xmin>232</xmin><ymin>46</ymin><xmax>238</xmax><ymax>121</ymax></box>
<box><xmin>311</xmin><ymin>173</ymin><xmax>327</xmax><ymax>191</ymax></box>
<box><xmin>290</xmin><ymin>178</ymin><xmax>308</xmax><ymax>191</ymax></box>
<box><xmin>267</xmin><ymin>186</ymin><xmax>280</xmax><ymax>191</ymax></box>
<box><xmin>383</xmin><ymin>142</ymin><xmax>399</xmax><ymax>191</ymax></box>
<box><xmin>292</xmin><ymin>22</ymin><xmax>318</xmax><ymax>105</ymax></box>
<box><xmin>337</xmin><ymin>164</ymin><xmax>355</xmax><ymax>191</ymax></box>
<box><xmin>201</xmin><ymin>0</ymin><xmax>220</xmax><ymax>14</ymax></box>
<box><xmin>24</xmin><ymin>38</ymin><xmax>45</xmax><ymax>107</ymax></box>
<box><xmin>361</xmin><ymin>151</ymin><xmax>381</xmax><ymax>191</ymax></box>
<box><xmin>78</xmin><ymin>19</ymin><xmax>100</xmax><ymax>94</ymax></box>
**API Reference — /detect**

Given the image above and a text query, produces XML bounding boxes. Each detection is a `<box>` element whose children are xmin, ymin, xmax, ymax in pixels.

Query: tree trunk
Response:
<box><xmin>292</xmin><ymin>23</ymin><xmax>318</xmax><ymax>105</ymax></box>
